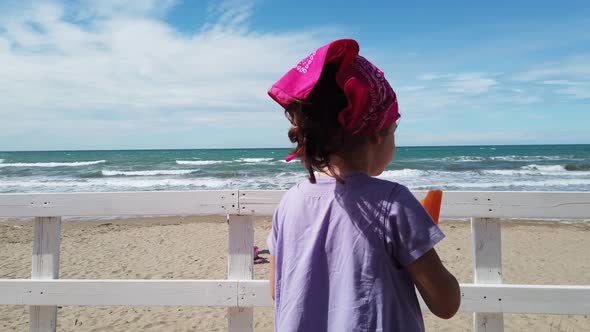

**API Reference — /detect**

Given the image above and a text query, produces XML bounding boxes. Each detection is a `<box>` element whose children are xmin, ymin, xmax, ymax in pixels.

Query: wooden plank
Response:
<box><xmin>2</xmin><ymin>280</ymin><xmax>588</xmax><ymax>314</ymax></box>
<box><xmin>443</xmin><ymin>191</ymin><xmax>590</xmax><ymax>219</ymax></box>
<box><xmin>237</xmin><ymin>190</ymin><xmax>590</xmax><ymax>219</ymax></box>
<box><xmin>0</xmin><ymin>280</ymin><xmax>236</xmax><ymax>306</ymax></box>
<box><xmin>459</xmin><ymin>284</ymin><xmax>590</xmax><ymax>315</ymax></box>
<box><xmin>472</xmin><ymin>217</ymin><xmax>503</xmax><ymax>332</ymax></box>
<box><xmin>237</xmin><ymin>281</ymin><xmax>590</xmax><ymax>315</ymax></box>
<box><xmin>30</xmin><ymin>306</ymin><xmax>56</xmax><ymax>332</ymax></box>
<box><xmin>32</xmin><ymin>217</ymin><xmax>61</xmax><ymax>279</ymax></box>
<box><xmin>30</xmin><ymin>217</ymin><xmax>61</xmax><ymax>332</ymax></box>
<box><xmin>472</xmin><ymin>218</ymin><xmax>503</xmax><ymax>284</ymax></box>
<box><xmin>0</xmin><ymin>191</ymin><xmax>239</xmax><ymax>217</ymax></box>
<box><xmin>237</xmin><ymin>190</ymin><xmax>285</xmax><ymax>215</ymax></box>
<box><xmin>238</xmin><ymin>280</ymin><xmax>272</xmax><ymax>307</ymax></box>
<box><xmin>1</xmin><ymin>191</ymin><xmax>589</xmax><ymax>219</ymax></box>
<box><xmin>228</xmin><ymin>215</ymin><xmax>254</xmax><ymax>332</ymax></box>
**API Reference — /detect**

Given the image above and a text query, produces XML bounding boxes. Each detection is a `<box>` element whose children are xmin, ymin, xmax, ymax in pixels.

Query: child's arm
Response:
<box><xmin>269</xmin><ymin>255</ymin><xmax>276</xmax><ymax>300</ymax></box>
<box><xmin>406</xmin><ymin>248</ymin><xmax>460</xmax><ymax>319</ymax></box>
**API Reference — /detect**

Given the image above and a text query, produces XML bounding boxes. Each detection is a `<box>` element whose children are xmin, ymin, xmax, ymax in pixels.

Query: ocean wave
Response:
<box><xmin>445</xmin><ymin>156</ymin><xmax>486</xmax><ymax>162</ymax></box>
<box><xmin>102</xmin><ymin>169</ymin><xmax>200</xmax><ymax>176</ymax></box>
<box><xmin>436</xmin><ymin>178</ymin><xmax>590</xmax><ymax>189</ymax></box>
<box><xmin>444</xmin><ymin>155</ymin><xmax>571</xmax><ymax>162</ymax></box>
<box><xmin>382</xmin><ymin>165</ymin><xmax>590</xmax><ymax>180</ymax></box>
<box><xmin>0</xmin><ymin>160</ymin><xmax>106</xmax><ymax>168</ymax></box>
<box><xmin>3</xmin><ymin>169</ymin><xmax>590</xmax><ymax>193</ymax></box>
<box><xmin>483</xmin><ymin>164</ymin><xmax>590</xmax><ymax>175</ymax></box>
<box><xmin>235</xmin><ymin>158</ymin><xmax>274</xmax><ymax>163</ymax></box>
<box><xmin>482</xmin><ymin>170</ymin><xmax>584</xmax><ymax>177</ymax></box>
<box><xmin>565</xmin><ymin>163</ymin><xmax>590</xmax><ymax>171</ymax></box>
<box><xmin>490</xmin><ymin>155</ymin><xmax>567</xmax><ymax>161</ymax></box>
<box><xmin>446</xmin><ymin>164</ymin><xmax>481</xmax><ymax>171</ymax></box>
<box><xmin>521</xmin><ymin>164</ymin><xmax>566</xmax><ymax>172</ymax></box>
<box><xmin>380</xmin><ymin>169</ymin><xmax>429</xmax><ymax>178</ymax></box>
<box><xmin>176</xmin><ymin>160</ymin><xmax>228</xmax><ymax>165</ymax></box>
<box><xmin>80</xmin><ymin>171</ymin><xmax>104</xmax><ymax>178</ymax></box>
<box><xmin>0</xmin><ymin>177</ymin><xmax>234</xmax><ymax>191</ymax></box>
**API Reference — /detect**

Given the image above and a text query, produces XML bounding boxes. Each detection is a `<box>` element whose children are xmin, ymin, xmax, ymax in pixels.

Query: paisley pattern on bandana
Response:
<box><xmin>336</xmin><ymin>55</ymin><xmax>399</xmax><ymax>135</ymax></box>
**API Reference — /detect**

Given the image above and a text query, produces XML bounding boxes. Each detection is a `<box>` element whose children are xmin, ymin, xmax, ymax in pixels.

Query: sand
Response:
<box><xmin>1</xmin><ymin>216</ymin><xmax>589</xmax><ymax>332</ymax></box>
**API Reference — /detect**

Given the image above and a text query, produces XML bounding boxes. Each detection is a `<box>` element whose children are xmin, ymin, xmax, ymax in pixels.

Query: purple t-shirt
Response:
<box><xmin>267</xmin><ymin>173</ymin><xmax>445</xmax><ymax>331</ymax></box>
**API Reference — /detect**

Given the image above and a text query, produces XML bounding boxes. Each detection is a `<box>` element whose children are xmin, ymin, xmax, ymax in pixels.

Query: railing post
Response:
<box><xmin>227</xmin><ymin>215</ymin><xmax>254</xmax><ymax>332</ymax></box>
<box><xmin>471</xmin><ymin>217</ymin><xmax>503</xmax><ymax>332</ymax></box>
<box><xmin>30</xmin><ymin>217</ymin><xmax>61</xmax><ymax>332</ymax></box>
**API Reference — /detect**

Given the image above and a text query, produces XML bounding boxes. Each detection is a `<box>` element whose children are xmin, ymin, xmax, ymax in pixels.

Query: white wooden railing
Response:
<box><xmin>1</xmin><ymin>190</ymin><xmax>590</xmax><ymax>332</ymax></box>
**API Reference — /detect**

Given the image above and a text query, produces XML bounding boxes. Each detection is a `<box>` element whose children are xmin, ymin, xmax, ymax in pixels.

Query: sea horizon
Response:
<box><xmin>2</xmin><ymin>143</ymin><xmax>589</xmax><ymax>153</ymax></box>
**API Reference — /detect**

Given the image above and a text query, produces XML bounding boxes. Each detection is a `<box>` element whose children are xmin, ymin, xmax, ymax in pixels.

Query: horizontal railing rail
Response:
<box><xmin>2</xmin><ymin>190</ymin><xmax>590</xmax><ymax>219</ymax></box>
<box><xmin>1</xmin><ymin>279</ymin><xmax>589</xmax><ymax>315</ymax></box>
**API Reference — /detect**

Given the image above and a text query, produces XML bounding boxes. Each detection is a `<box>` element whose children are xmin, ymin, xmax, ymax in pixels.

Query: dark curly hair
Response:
<box><xmin>285</xmin><ymin>63</ymin><xmax>353</xmax><ymax>183</ymax></box>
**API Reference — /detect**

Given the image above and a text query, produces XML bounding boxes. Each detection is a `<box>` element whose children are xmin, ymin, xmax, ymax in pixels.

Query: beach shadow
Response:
<box><xmin>254</xmin><ymin>257</ymin><xmax>269</xmax><ymax>264</ymax></box>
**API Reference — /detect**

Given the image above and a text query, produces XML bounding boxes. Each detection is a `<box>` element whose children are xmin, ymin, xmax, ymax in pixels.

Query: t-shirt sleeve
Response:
<box><xmin>386</xmin><ymin>185</ymin><xmax>445</xmax><ymax>267</ymax></box>
<box><xmin>267</xmin><ymin>206</ymin><xmax>280</xmax><ymax>256</ymax></box>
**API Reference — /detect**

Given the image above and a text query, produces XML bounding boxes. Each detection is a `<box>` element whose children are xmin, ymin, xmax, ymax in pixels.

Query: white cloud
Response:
<box><xmin>397</xmin><ymin>86</ymin><xmax>425</xmax><ymax>92</ymax></box>
<box><xmin>203</xmin><ymin>0</ymin><xmax>254</xmax><ymax>34</ymax></box>
<box><xmin>514</xmin><ymin>56</ymin><xmax>590</xmax><ymax>82</ymax></box>
<box><xmin>512</xmin><ymin>58</ymin><xmax>590</xmax><ymax>101</ymax></box>
<box><xmin>0</xmin><ymin>0</ymin><xmax>339</xmax><ymax>149</ymax></box>
<box><xmin>418</xmin><ymin>73</ymin><xmax>440</xmax><ymax>81</ymax></box>
<box><xmin>444</xmin><ymin>73</ymin><xmax>497</xmax><ymax>95</ymax></box>
<box><xmin>411</xmin><ymin>72</ymin><xmax>499</xmax><ymax>101</ymax></box>
<box><xmin>541</xmin><ymin>80</ymin><xmax>584</xmax><ymax>86</ymax></box>
<box><xmin>556</xmin><ymin>85</ymin><xmax>590</xmax><ymax>100</ymax></box>
<box><xmin>72</xmin><ymin>0</ymin><xmax>178</xmax><ymax>20</ymax></box>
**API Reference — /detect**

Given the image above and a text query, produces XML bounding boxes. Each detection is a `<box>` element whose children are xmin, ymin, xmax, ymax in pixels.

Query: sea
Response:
<box><xmin>1</xmin><ymin>144</ymin><xmax>589</xmax><ymax>193</ymax></box>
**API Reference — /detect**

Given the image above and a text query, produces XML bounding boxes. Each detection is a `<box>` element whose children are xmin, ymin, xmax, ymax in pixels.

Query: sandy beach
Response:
<box><xmin>1</xmin><ymin>216</ymin><xmax>589</xmax><ymax>331</ymax></box>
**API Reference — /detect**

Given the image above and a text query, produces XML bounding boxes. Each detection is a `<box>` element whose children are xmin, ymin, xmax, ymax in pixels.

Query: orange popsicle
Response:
<box><xmin>420</xmin><ymin>190</ymin><xmax>443</xmax><ymax>224</ymax></box>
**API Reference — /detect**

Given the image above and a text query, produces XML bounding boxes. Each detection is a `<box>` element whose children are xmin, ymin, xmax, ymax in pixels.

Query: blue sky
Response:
<box><xmin>0</xmin><ymin>0</ymin><xmax>589</xmax><ymax>151</ymax></box>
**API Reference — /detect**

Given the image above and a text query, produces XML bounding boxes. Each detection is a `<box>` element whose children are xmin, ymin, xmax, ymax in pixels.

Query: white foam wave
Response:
<box><xmin>236</xmin><ymin>158</ymin><xmax>274</xmax><ymax>163</ymax></box>
<box><xmin>0</xmin><ymin>170</ymin><xmax>310</xmax><ymax>192</ymax></box>
<box><xmin>445</xmin><ymin>155</ymin><xmax>569</xmax><ymax>162</ymax></box>
<box><xmin>102</xmin><ymin>169</ymin><xmax>199</xmax><ymax>176</ymax></box>
<box><xmin>483</xmin><ymin>166</ymin><xmax>588</xmax><ymax>176</ymax></box>
<box><xmin>0</xmin><ymin>177</ymin><xmax>233</xmax><ymax>190</ymax></box>
<box><xmin>0</xmin><ymin>160</ymin><xmax>106</xmax><ymax>168</ymax></box>
<box><xmin>438</xmin><ymin>178</ymin><xmax>590</xmax><ymax>189</ymax></box>
<box><xmin>490</xmin><ymin>155</ymin><xmax>566</xmax><ymax>161</ymax></box>
<box><xmin>3</xmin><ymin>169</ymin><xmax>590</xmax><ymax>193</ymax></box>
<box><xmin>0</xmin><ymin>159</ymin><xmax>4</xmax><ymax>163</ymax></box>
<box><xmin>521</xmin><ymin>164</ymin><xmax>566</xmax><ymax>172</ymax></box>
<box><xmin>176</xmin><ymin>160</ymin><xmax>227</xmax><ymax>165</ymax></box>
<box><xmin>483</xmin><ymin>169</ymin><xmax>543</xmax><ymax>176</ymax></box>
<box><xmin>445</xmin><ymin>156</ymin><xmax>486</xmax><ymax>162</ymax></box>
<box><xmin>380</xmin><ymin>169</ymin><xmax>428</xmax><ymax>178</ymax></box>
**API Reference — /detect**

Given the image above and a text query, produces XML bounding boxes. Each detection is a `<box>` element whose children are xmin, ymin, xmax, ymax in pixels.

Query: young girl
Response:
<box><xmin>266</xmin><ymin>39</ymin><xmax>460</xmax><ymax>331</ymax></box>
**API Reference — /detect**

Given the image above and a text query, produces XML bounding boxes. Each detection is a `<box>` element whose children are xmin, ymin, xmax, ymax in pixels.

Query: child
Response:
<box><xmin>266</xmin><ymin>39</ymin><xmax>460</xmax><ymax>331</ymax></box>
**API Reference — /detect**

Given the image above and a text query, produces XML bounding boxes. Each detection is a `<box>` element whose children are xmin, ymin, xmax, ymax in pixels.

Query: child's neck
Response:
<box><xmin>320</xmin><ymin>149</ymin><xmax>373</xmax><ymax>178</ymax></box>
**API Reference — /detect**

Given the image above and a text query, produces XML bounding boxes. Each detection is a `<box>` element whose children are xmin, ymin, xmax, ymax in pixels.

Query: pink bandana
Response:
<box><xmin>335</xmin><ymin>55</ymin><xmax>399</xmax><ymax>135</ymax></box>
<box><xmin>268</xmin><ymin>39</ymin><xmax>400</xmax><ymax>136</ymax></box>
